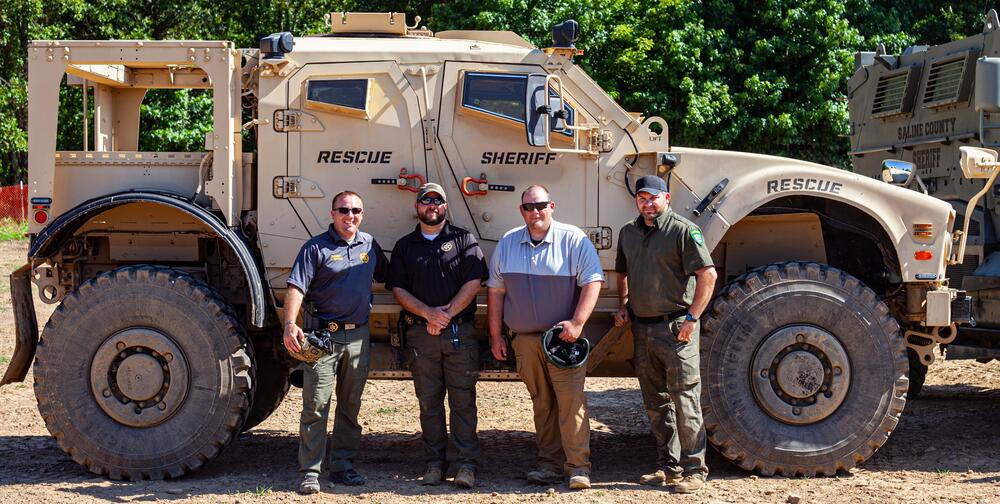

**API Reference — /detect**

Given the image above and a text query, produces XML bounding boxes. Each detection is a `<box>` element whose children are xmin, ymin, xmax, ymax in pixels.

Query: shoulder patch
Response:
<box><xmin>441</xmin><ymin>241</ymin><xmax>454</xmax><ymax>252</ymax></box>
<box><xmin>689</xmin><ymin>227</ymin><xmax>704</xmax><ymax>245</ymax></box>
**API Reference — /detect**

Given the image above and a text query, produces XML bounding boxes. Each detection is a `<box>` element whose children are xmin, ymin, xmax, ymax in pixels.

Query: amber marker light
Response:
<box><xmin>912</xmin><ymin>223</ymin><xmax>933</xmax><ymax>238</ymax></box>
<box><xmin>914</xmin><ymin>250</ymin><xmax>933</xmax><ymax>261</ymax></box>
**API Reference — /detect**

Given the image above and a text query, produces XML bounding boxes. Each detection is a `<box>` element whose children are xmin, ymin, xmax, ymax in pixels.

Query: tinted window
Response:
<box><xmin>306</xmin><ymin>79</ymin><xmax>368</xmax><ymax>110</ymax></box>
<box><xmin>462</xmin><ymin>72</ymin><xmax>574</xmax><ymax>135</ymax></box>
<box><xmin>463</xmin><ymin>73</ymin><xmax>526</xmax><ymax>121</ymax></box>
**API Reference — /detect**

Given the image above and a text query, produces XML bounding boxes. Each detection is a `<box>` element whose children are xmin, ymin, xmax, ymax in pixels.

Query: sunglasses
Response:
<box><xmin>334</xmin><ymin>207</ymin><xmax>364</xmax><ymax>215</ymax></box>
<box><xmin>520</xmin><ymin>201</ymin><xmax>551</xmax><ymax>212</ymax></box>
<box><xmin>418</xmin><ymin>196</ymin><xmax>445</xmax><ymax>205</ymax></box>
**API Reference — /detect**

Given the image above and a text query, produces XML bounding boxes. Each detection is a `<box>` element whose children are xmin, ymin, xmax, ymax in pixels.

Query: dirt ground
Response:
<box><xmin>1</xmin><ymin>240</ymin><xmax>999</xmax><ymax>503</ymax></box>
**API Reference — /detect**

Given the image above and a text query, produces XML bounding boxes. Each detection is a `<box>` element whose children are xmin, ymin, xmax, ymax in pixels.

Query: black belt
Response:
<box><xmin>403</xmin><ymin>312</ymin><xmax>474</xmax><ymax>327</ymax></box>
<box><xmin>632</xmin><ymin>308</ymin><xmax>688</xmax><ymax>325</ymax></box>
<box><xmin>320</xmin><ymin>320</ymin><xmax>366</xmax><ymax>332</ymax></box>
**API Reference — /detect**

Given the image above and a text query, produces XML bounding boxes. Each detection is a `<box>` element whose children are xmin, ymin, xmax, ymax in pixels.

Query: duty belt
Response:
<box><xmin>322</xmin><ymin>320</ymin><xmax>364</xmax><ymax>332</ymax></box>
<box><xmin>631</xmin><ymin>308</ymin><xmax>688</xmax><ymax>324</ymax></box>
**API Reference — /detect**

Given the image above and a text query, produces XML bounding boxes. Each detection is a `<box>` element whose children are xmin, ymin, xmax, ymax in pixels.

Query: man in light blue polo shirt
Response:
<box><xmin>487</xmin><ymin>184</ymin><xmax>605</xmax><ymax>490</ymax></box>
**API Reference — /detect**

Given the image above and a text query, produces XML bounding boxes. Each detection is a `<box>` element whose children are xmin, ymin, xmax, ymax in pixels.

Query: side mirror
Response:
<box><xmin>880</xmin><ymin>159</ymin><xmax>915</xmax><ymax>186</ymax></box>
<box><xmin>975</xmin><ymin>57</ymin><xmax>1000</xmax><ymax>113</ymax></box>
<box><xmin>959</xmin><ymin>146</ymin><xmax>1000</xmax><ymax>178</ymax></box>
<box><xmin>526</xmin><ymin>74</ymin><xmax>548</xmax><ymax>147</ymax></box>
<box><xmin>525</xmin><ymin>74</ymin><xmax>565</xmax><ymax>145</ymax></box>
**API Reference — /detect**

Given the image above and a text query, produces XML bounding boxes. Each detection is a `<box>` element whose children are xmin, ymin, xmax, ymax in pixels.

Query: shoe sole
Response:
<box><xmin>569</xmin><ymin>481</ymin><xmax>591</xmax><ymax>489</ymax></box>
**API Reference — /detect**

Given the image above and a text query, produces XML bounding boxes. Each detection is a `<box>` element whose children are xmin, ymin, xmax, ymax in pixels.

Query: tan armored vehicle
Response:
<box><xmin>3</xmin><ymin>12</ymin><xmax>977</xmax><ymax>480</ymax></box>
<box><xmin>849</xmin><ymin>9</ymin><xmax>1000</xmax><ymax>395</ymax></box>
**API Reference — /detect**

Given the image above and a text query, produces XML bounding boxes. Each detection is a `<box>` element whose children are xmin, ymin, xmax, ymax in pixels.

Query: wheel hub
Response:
<box><xmin>751</xmin><ymin>326</ymin><xmax>851</xmax><ymax>425</ymax></box>
<box><xmin>90</xmin><ymin>328</ymin><xmax>189</xmax><ymax>428</ymax></box>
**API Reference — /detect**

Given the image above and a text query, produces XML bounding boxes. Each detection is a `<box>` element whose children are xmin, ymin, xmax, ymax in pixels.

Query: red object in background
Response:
<box><xmin>0</xmin><ymin>184</ymin><xmax>28</xmax><ymax>222</ymax></box>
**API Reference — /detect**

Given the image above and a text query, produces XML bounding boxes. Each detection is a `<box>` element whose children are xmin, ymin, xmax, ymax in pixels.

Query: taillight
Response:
<box><xmin>914</xmin><ymin>250</ymin><xmax>933</xmax><ymax>261</ymax></box>
<box><xmin>33</xmin><ymin>210</ymin><xmax>48</xmax><ymax>224</ymax></box>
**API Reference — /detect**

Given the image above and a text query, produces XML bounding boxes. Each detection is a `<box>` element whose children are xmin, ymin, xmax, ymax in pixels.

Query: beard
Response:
<box><xmin>418</xmin><ymin>208</ymin><xmax>446</xmax><ymax>225</ymax></box>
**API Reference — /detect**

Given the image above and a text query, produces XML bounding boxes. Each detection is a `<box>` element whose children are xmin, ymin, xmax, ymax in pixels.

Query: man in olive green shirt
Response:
<box><xmin>613</xmin><ymin>175</ymin><xmax>717</xmax><ymax>494</ymax></box>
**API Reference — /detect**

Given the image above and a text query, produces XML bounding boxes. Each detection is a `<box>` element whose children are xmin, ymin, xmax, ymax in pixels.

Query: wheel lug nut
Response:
<box><xmin>157</xmin><ymin>402</ymin><xmax>166</xmax><ymax>411</ymax></box>
<box><xmin>102</xmin><ymin>389</ymin><xmax>111</xmax><ymax>398</ymax></box>
<box><xmin>760</xmin><ymin>370</ymin><xmax>768</xmax><ymax>378</ymax></box>
<box><xmin>833</xmin><ymin>366</ymin><xmax>842</xmax><ymax>376</ymax></box>
<box><xmin>116</xmin><ymin>342</ymin><xmax>125</xmax><ymax>351</ymax></box>
<box><xmin>164</xmin><ymin>353</ymin><xmax>173</xmax><ymax>362</ymax></box>
<box><xmin>793</xmin><ymin>407</ymin><xmax>801</xmax><ymax>415</ymax></box>
<box><xmin>795</xmin><ymin>334</ymin><xmax>804</xmax><ymax>342</ymax></box>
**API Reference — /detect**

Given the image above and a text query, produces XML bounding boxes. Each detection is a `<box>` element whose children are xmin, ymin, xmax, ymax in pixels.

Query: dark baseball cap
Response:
<box><xmin>635</xmin><ymin>175</ymin><xmax>668</xmax><ymax>196</ymax></box>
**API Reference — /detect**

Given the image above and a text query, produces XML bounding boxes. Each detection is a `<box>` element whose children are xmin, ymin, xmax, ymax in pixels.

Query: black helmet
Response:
<box><xmin>541</xmin><ymin>325</ymin><xmax>590</xmax><ymax>369</ymax></box>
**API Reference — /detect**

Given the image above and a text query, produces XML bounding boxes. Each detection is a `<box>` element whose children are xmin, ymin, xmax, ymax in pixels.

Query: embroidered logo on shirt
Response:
<box><xmin>441</xmin><ymin>242</ymin><xmax>454</xmax><ymax>252</ymax></box>
<box><xmin>360</xmin><ymin>252</ymin><xmax>370</xmax><ymax>263</ymax></box>
<box><xmin>690</xmin><ymin>228</ymin><xmax>704</xmax><ymax>245</ymax></box>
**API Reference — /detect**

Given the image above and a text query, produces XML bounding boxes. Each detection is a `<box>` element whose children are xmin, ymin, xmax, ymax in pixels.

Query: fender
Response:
<box><xmin>669</xmin><ymin>147</ymin><xmax>956</xmax><ymax>283</ymax></box>
<box><xmin>28</xmin><ymin>191</ymin><xmax>266</xmax><ymax>327</ymax></box>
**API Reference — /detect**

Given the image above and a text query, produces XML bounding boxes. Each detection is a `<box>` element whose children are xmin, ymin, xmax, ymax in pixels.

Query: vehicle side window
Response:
<box><xmin>304</xmin><ymin>78</ymin><xmax>370</xmax><ymax>118</ymax></box>
<box><xmin>461</xmin><ymin>72</ymin><xmax>574</xmax><ymax>136</ymax></box>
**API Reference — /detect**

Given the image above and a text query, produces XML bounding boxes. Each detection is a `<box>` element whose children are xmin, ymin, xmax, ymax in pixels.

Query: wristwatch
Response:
<box><xmin>684</xmin><ymin>312</ymin><xmax>698</xmax><ymax>323</ymax></box>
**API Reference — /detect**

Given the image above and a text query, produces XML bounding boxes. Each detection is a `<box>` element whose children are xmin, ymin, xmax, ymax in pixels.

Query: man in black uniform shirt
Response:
<box><xmin>387</xmin><ymin>183</ymin><xmax>488</xmax><ymax>488</ymax></box>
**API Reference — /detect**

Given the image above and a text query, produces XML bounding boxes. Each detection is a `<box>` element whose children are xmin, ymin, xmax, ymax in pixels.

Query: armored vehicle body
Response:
<box><xmin>850</xmin><ymin>9</ymin><xmax>1000</xmax><ymax>393</ymax></box>
<box><xmin>3</xmin><ymin>12</ymin><xmax>975</xmax><ymax>480</ymax></box>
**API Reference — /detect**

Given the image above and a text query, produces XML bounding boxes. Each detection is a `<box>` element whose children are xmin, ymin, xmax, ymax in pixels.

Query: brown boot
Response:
<box><xmin>674</xmin><ymin>475</ymin><xmax>706</xmax><ymax>494</ymax></box>
<box><xmin>420</xmin><ymin>466</ymin><xmax>443</xmax><ymax>486</ymax></box>
<box><xmin>568</xmin><ymin>469</ymin><xmax>591</xmax><ymax>490</ymax></box>
<box><xmin>639</xmin><ymin>469</ymin><xmax>683</xmax><ymax>486</ymax></box>
<box><xmin>526</xmin><ymin>467</ymin><xmax>563</xmax><ymax>485</ymax></box>
<box><xmin>454</xmin><ymin>467</ymin><xmax>475</xmax><ymax>488</ymax></box>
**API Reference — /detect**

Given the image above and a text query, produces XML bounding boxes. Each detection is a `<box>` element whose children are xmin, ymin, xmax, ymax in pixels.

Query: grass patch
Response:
<box><xmin>0</xmin><ymin>355</ymin><xmax>9</xmax><ymax>365</ymax></box>
<box><xmin>375</xmin><ymin>406</ymin><xmax>399</xmax><ymax>415</ymax></box>
<box><xmin>0</xmin><ymin>219</ymin><xmax>27</xmax><ymax>242</ymax></box>
<box><xmin>248</xmin><ymin>485</ymin><xmax>272</xmax><ymax>497</ymax></box>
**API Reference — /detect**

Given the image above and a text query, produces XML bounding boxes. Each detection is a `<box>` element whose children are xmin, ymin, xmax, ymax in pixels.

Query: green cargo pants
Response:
<box><xmin>632</xmin><ymin>317</ymin><xmax>708</xmax><ymax>478</ymax></box>
<box><xmin>408</xmin><ymin>320</ymin><xmax>480</xmax><ymax>470</ymax></box>
<box><xmin>298</xmin><ymin>325</ymin><xmax>371</xmax><ymax>475</ymax></box>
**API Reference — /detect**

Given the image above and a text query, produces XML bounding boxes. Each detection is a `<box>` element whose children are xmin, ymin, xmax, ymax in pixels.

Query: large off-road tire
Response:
<box><xmin>241</xmin><ymin>338</ymin><xmax>291</xmax><ymax>431</ymax></box>
<box><xmin>701</xmin><ymin>261</ymin><xmax>908</xmax><ymax>476</ymax></box>
<box><xmin>34</xmin><ymin>266</ymin><xmax>254</xmax><ymax>480</ymax></box>
<box><xmin>906</xmin><ymin>348</ymin><xmax>927</xmax><ymax>399</ymax></box>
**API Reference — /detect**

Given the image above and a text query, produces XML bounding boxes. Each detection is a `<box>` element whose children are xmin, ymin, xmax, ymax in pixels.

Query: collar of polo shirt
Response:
<box><xmin>327</xmin><ymin>224</ymin><xmax>367</xmax><ymax>246</ymax></box>
<box><xmin>519</xmin><ymin>219</ymin><xmax>557</xmax><ymax>245</ymax></box>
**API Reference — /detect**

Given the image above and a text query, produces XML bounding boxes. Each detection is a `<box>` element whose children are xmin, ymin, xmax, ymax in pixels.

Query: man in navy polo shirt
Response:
<box><xmin>283</xmin><ymin>190</ymin><xmax>388</xmax><ymax>494</ymax></box>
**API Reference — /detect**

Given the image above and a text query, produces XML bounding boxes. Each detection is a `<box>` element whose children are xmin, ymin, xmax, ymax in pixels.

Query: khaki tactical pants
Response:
<box><xmin>632</xmin><ymin>318</ymin><xmax>708</xmax><ymax>477</ymax></box>
<box><xmin>409</xmin><ymin>321</ymin><xmax>480</xmax><ymax>470</ymax></box>
<box><xmin>512</xmin><ymin>333</ymin><xmax>591</xmax><ymax>474</ymax></box>
<box><xmin>299</xmin><ymin>325</ymin><xmax>371</xmax><ymax>475</ymax></box>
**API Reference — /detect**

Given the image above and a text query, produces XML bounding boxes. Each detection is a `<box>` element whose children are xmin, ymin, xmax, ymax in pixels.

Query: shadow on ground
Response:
<box><xmin>0</xmin><ymin>388</ymin><xmax>998</xmax><ymax>499</ymax></box>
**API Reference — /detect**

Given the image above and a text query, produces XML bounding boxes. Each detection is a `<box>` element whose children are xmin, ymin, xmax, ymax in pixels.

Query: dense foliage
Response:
<box><xmin>0</xmin><ymin>1</ymin><xmax>991</xmax><ymax>183</ymax></box>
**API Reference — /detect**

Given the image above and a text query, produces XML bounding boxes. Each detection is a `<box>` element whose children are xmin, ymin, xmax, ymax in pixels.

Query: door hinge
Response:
<box><xmin>273</xmin><ymin>109</ymin><xmax>324</xmax><ymax>132</ymax></box>
<box><xmin>273</xmin><ymin>176</ymin><xmax>325</xmax><ymax>198</ymax></box>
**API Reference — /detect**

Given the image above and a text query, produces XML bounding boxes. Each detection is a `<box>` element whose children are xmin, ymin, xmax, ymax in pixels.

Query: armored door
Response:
<box><xmin>283</xmin><ymin>61</ymin><xmax>426</xmax><ymax>247</ymax></box>
<box><xmin>437</xmin><ymin>62</ymin><xmax>598</xmax><ymax>242</ymax></box>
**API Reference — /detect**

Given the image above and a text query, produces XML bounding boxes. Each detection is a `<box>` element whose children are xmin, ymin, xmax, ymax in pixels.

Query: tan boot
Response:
<box><xmin>674</xmin><ymin>475</ymin><xmax>706</xmax><ymax>494</ymax></box>
<box><xmin>639</xmin><ymin>469</ymin><xmax>683</xmax><ymax>486</ymax></box>
<box><xmin>420</xmin><ymin>466</ymin><xmax>443</xmax><ymax>486</ymax></box>
<box><xmin>568</xmin><ymin>469</ymin><xmax>591</xmax><ymax>490</ymax></box>
<box><xmin>454</xmin><ymin>467</ymin><xmax>475</xmax><ymax>488</ymax></box>
<box><xmin>526</xmin><ymin>467</ymin><xmax>563</xmax><ymax>485</ymax></box>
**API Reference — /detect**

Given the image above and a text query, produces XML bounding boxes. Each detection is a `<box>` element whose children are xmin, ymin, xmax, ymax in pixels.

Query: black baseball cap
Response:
<box><xmin>635</xmin><ymin>175</ymin><xmax>668</xmax><ymax>196</ymax></box>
